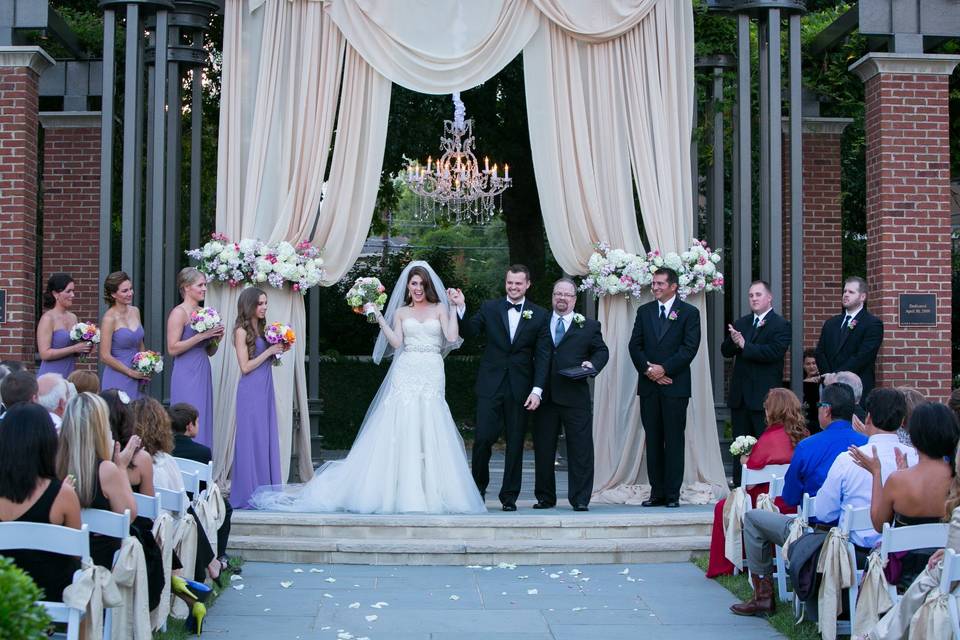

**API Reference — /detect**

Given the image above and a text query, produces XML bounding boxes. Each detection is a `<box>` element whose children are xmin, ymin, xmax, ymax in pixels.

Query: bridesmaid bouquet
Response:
<box><xmin>69</xmin><ymin>322</ymin><xmax>100</xmax><ymax>361</ymax></box>
<box><xmin>346</xmin><ymin>277</ymin><xmax>387</xmax><ymax>323</ymax></box>
<box><xmin>264</xmin><ymin>322</ymin><xmax>296</xmax><ymax>366</ymax></box>
<box><xmin>132</xmin><ymin>350</ymin><xmax>164</xmax><ymax>382</ymax></box>
<box><xmin>729</xmin><ymin>435</ymin><xmax>758</xmax><ymax>457</ymax></box>
<box><xmin>190</xmin><ymin>306</ymin><xmax>222</xmax><ymax>347</ymax></box>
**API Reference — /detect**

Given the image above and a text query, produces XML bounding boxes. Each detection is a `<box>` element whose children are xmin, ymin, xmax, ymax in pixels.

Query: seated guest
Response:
<box><xmin>169</xmin><ymin>402</ymin><xmax>233</xmax><ymax>567</ymax></box>
<box><xmin>731</xmin><ymin>382</ymin><xmax>866</xmax><ymax>617</ymax></box>
<box><xmin>67</xmin><ymin>370</ymin><xmax>100</xmax><ymax>395</ymax></box>
<box><xmin>895</xmin><ymin>387</ymin><xmax>924</xmax><ymax>447</ymax></box>
<box><xmin>707</xmin><ymin>388</ymin><xmax>809</xmax><ymax>578</ymax></box>
<box><xmin>57</xmin><ymin>392</ymin><xmax>139</xmax><ymax>569</ymax></box>
<box><xmin>823</xmin><ymin>371</ymin><xmax>866</xmax><ymax>423</ymax></box>
<box><xmin>100</xmin><ymin>389</ymin><xmax>154</xmax><ymax>498</ymax></box>
<box><xmin>802</xmin><ymin>349</ymin><xmax>821</xmax><ymax>434</ymax></box>
<box><xmin>132</xmin><ymin>398</ymin><xmax>221</xmax><ymax>583</ymax></box>
<box><xmin>37</xmin><ymin>373</ymin><xmax>69</xmax><ymax>432</ymax></box>
<box><xmin>0</xmin><ymin>403</ymin><xmax>82</xmax><ymax>602</ymax></box>
<box><xmin>0</xmin><ymin>370</ymin><xmax>38</xmax><ymax>413</ymax></box>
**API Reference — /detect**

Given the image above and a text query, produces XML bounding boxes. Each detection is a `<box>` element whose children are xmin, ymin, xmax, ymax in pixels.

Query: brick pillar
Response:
<box><xmin>782</xmin><ymin>117</ymin><xmax>851</xmax><ymax>353</ymax></box>
<box><xmin>0</xmin><ymin>47</ymin><xmax>53</xmax><ymax>365</ymax></box>
<box><xmin>851</xmin><ymin>53</ymin><xmax>960</xmax><ymax>400</ymax></box>
<box><xmin>39</xmin><ymin>112</ymin><xmax>102</xmax><ymax>331</ymax></box>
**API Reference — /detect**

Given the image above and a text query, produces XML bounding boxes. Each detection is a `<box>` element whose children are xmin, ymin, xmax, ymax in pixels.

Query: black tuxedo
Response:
<box><xmin>814</xmin><ymin>308</ymin><xmax>883</xmax><ymax>401</ymax></box>
<box><xmin>628</xmin><ymin>297</ymin><xmax>701</xmax><ymax>501</ymax></box>
<box><xmin>534</xmin><ymin>315</ymin><xmax>609</xmax><ymax>507</ymax></box>
<box><xmin>460</xmin><ymin>298</ymin><xmax>552</xmax><ymax>505</ymax></box>
<box><xmin>172</xmin><ymin>434</ymin><xmax>232</xmax><ymax>558</ymax></box>
<box><xmin>720</xmin><ymin>309</ymin><xmax>791</xmax><ymax>485</ymax></box>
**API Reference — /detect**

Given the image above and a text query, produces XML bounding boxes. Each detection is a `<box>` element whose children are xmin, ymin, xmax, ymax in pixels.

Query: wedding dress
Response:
<box><xmin>250</xmin><ymin>316</ymin><xmax>487</xmax><ymax>514</ymax></box>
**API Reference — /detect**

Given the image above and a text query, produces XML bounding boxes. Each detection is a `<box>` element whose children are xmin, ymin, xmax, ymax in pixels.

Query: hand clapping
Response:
<box><xmin>726</xmin><ymin>323</ymin><xmax>745</xmax><ymax>349</ymax></box>
<box><xmin>446</xmin><ymin>288</ymin><xmax>465</xmax><ymax>308</ymax></box>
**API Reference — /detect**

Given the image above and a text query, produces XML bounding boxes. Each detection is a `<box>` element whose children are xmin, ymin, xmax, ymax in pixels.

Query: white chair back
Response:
<box><xmin>769</xmin><ymin>476</ymin><xmax>786</xmax><ymax>500</ymax></box>
<box><xmin>833</xmin><ymin>504</ymin><xmax>874</xmax><ymax>636</ymax></box>
<box><xmin>741</xmin><ymin>464</ymin><xmax>790</xmax><ymax>488</ymax></box>
<box><xmin>938</xmin><ymin>548</ymin><xmax>960</xmax><ymax>639</ymax></box>
<box><xmin>80</xmin><ymin>508</ymin><xmax>131</xmax><ymax>541</ymax></box>
<box><xmin>157</xmin><ymin>486</ymin><xmax>189</xmax><ymax>516</ymax></box>
<box><xmin>880</xmin><ymin>521</ymin><xmax>949</xmax><ymax>601</ymax></box>
<box><xmin>801</xmin><ymin>493</ymin><xmax>817</xmax><ymax>525</ymax></box>
<box><xmin>179</xmin><ymin>469</ymin><xmax>202</xmax><ymax>497</ymax></box>
<box><xmin>134</xmin><ymin>492</ymin><xmax>159</xmax><ymax>520</ymax></box>
<box><xmin>173</xmin><ymin>457</ymin><xmax>213</xmax><ymax>485</ymax></box>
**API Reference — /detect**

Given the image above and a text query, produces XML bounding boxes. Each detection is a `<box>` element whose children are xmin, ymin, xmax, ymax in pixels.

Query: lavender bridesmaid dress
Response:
<box><xmin>169</xmin><ymin>325</ymin><xmax>214</xmax><ymax>448</ymax></box>
<box><xmin>230</xmin><ymin>337</ymin><xmax>281</xmax><ymax>509</ymax></box>
<box><xmin>38</xmin><ymin>329</ymin><xmax>76</xmax><ymax>377</ymax></box>
<box><xmin>101</xmin><ymin>326</ymin><xmax>144</xmax><ymax>400</ymax></box>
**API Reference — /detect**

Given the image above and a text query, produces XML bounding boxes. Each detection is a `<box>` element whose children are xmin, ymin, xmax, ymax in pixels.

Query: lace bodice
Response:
<box><xmin>386</xmin><ymin>317</ymin><xmax>445</xmax><ymax>401</ymax></box>
<box><xmin>401</xmin><ymin>317</ymin><xmax>443</xmax><ymax>352</ymax></box>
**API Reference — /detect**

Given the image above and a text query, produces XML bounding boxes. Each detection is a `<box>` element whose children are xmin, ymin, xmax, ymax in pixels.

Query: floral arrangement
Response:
<box><xmin>573</xmin><ymin>313</ymin><xmax>586</xmax><ymax>327</ymax></box>
<box><xmin>132</xmin><ymin>351</ymin><xmax>163</xmax><ymax>380</ymax></box>
<box><xmin>521</xmin><ymin>310</ymin><xmax>533</xmax><ymax>320</ymax></box>
<box><xmin>729</xmin><ymin>435</ymin><xmax>758</xmax><ymax>457</ymax></box>
<box><xmin>185</xmin><ymin>232</ymin><xmax>325</xmax><ymax>294</ymax></box>
<box><xmin>265</xmin><ymin>322</ymin><xmax>296</xmax><ymax>365</ymax></box>
<box><xmin>580</xmin><ymin>239</ymin><xmax>724</xmax><ymax>300</ymax></box>
<box><xmin>345</xmin><ymin>277</ymin><xmax>387</xmax><ymax>323</ymax></box>
<box><xmin>190</xmin><ymin>306</ymin><xmax>222</xmax><ymax>347</ymax></box>
<box><xmin>69</xmin><ymin>321</ymin><xmax>100</xmax><ymax>345</ymax></box>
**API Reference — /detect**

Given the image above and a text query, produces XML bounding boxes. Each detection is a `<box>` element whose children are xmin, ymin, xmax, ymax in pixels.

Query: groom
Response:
<box><xmin>450</xmin><ymin>265</ymin><xmax>552</xmax><ymax>511</ymax></box>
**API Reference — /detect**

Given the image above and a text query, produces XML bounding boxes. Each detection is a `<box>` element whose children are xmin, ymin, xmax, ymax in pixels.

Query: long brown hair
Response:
<box><xmin>131</xmin><ymin>397</ymin><xmax>173</xmax><ymax>455</ymax></box>
<box><xmin>403</xmin><ymin>266</ymin><xmax>439</xmax><ymax>305</ymax></box>
<box><xmin>764</xmin><ymin>388</ymin><xmax>809</xmax><ymax>447</ymax></box>
<box><xmin>234</xmin><ymin>287</ymin><xmax>266</xmax><ymax>359</ymax></box>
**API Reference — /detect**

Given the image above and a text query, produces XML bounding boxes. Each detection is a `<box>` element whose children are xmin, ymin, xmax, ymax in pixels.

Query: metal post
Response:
<box><xmin>758</xmin><ymin>13</ymin><xmax>769</xmax><ymax>285</ymax></box>
<box><xmin>708</xmin><ymin>66</ymin><xmax>726</xmax><ymax>401</ymax></box>
<box><xmin>788</xmin><ymin>13</ymin><xmax>803</xmax><ymax>394</ymax></box>
<box><xmin>163</xmin><ymin>26</ymin><xmax>182</xmax><ymax>400</ymax></box>
<box><xmin>734</xmin><ymin>13</ymin><xmax>752</xmax><ymax>319</ymax></box>
<box><xmin>120</xmin><ymin>4</ymin><xmax>139</xmax><ymax>276</ymax></box>
<box><xmin>691</xmin><ymin>80</ymin><xmax>700</xmax><ymax>225</ymax></box>
<box><xmin>190</xmin><ymin>60</ymin><xmax>202</xmax><ymax>252</ymax></box>
<box><xmin>132</xmin><ymin>24</ymin><xmax>145</xmax><ymax>306</ymax></box>
<box><xmin>308</xmin><ymin>286</ymin><xmax>320</xmax><ymax>451</ymax></box>
<box><xmin>767</xmin><ymin>9</ymin><xmax>783</xmax><ymax>305</ymax></box>
<box><xmin>99</xmin><ymin>8</ymin><xmax>116</xmax><ymax>320</ymax></box>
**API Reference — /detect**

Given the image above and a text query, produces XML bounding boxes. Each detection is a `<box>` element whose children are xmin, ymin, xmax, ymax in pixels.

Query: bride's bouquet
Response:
<box><xmin>265</xmin><ymin>322</ymin><xmax>296</xmax><ymax>366</ymax></box>
<box><xmin>346</xmin><ymin>276</ymin><xmax>387</xmax><ymax>323</ymax></box>
<box><xmin>189</xmin><ymin>306</ymin><xmax>222</xmax><ymax>347</ymax></box>
<box><xmin>69</xmin><ymin>322</ymin><xmax>100</xmax><ymax>361</ymax></box>
<box><xmin>132</xmin><ymin>350</ymin><xmax>163</xmax><ymax>382</ymax></box>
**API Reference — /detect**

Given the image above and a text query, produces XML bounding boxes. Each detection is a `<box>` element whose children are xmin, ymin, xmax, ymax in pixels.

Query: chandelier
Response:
<box><xmin>403</xmin><ymin>92</ymin><xmax>511</xmax><ymax>224</ymax></box>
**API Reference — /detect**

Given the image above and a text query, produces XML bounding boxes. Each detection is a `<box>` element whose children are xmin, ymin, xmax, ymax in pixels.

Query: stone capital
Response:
<box><xmin>850</xmin><ymin>52</ymin><xmax>960</xmax><ymax>83</ymax></box>
<box><xmin>780</xmin><ymin>116</ymin><xmax>853</xmax><ymax>136</ymax></box>
<box><xmin>39</xmin><ymin>111</ymin><xmax>102</xmax><ymax>130</ymax></box>
<box><xmin>0</xmin><ymin>46</ymin><xmax>55</xmax><ymax>76</ymax></box>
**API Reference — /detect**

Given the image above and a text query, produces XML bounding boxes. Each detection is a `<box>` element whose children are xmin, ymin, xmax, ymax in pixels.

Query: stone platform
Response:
<box><xmin>227</xmin><ymin>504</ymin><xmax>714</xmax><ymax>566</ymax></box>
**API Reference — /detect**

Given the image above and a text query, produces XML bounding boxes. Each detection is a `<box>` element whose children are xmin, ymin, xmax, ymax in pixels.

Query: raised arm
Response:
<box><xmin>438</xmin><ymin>303</ymin><xmax>460</xmax><ymax>344</ymax></box>
<box><xmin>372</xmin><ymin>307</ymin><xmax>404</xmax><ymax>350</ymax></box>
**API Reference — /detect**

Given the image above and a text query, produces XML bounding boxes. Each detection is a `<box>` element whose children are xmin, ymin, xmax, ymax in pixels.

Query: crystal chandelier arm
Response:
<box><xmin>452</xmin><ymin>92</ymin><xmax>466</xmax><ymax>131</ymax></box>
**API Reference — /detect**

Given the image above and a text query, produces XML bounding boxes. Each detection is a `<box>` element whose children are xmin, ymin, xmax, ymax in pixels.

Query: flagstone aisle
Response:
<box><xmin>203</xmin><ymin>561</ymin><xmax>784</xmax><ymax>639</ymax></box>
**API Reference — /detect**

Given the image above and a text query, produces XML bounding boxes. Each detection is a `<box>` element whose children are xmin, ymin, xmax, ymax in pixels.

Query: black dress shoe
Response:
<box><xmin>502</xmin><ymin>504</ymin><xmax>517</xmax><ymax>512</ymax></box>
<box><xmin>572</xmin><ymin>504</ymin><xmax>589</xmax><ymax>512</ymax></box>
<box><xmin>641</xmin><ymin>497</ymin><xmax>666</xmax><ymax>507</ymax></box>
<box><xmin>665</xmin><ymin>500</ymin><xmax>680</xmax><ymax>508</ymax></box>
<box><xmin>532</xmin><ymin>502</ymin><xmax>555</xmax><ymax>509</ymax></box>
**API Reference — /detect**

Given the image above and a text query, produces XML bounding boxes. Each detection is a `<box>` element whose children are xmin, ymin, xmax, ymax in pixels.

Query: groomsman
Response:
<box><xmin>721</xmin><ymin>280</ymin><xmax>791</xmax><ymax>486</ymax></box>
<box><xmin>629</xmin><ymin>268</ymin><xmax>701</xmax><ymax>508</ymax></box>
<box><xmin>533</xmin><ymin>278</ymin><xmax>609</xmax><ymax>511</ymax></box>
<box><xmin>451</xmin><ymin>265</ymin><xmax>552</xmax><ymax>511</ymax></box>
<box><xmin>814</xmin><ymin>277</ymin><xmax>883</xmax><ymax>402</ymax></box>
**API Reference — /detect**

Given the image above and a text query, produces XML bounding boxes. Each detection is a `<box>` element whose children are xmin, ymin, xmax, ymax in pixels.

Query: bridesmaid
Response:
<box><xmin>166</xmin><ymin>268</ymin><xmax>225</xmax><ymax>449</ymax></box>
<box><xmin>230</xmin><ymin>287</ymin><xmax>283</xmax><ymax>509</ymax></box>
<box><xmin>37</xmin><ymin>273</ymin><xmax>93</xmax><ymax>376</ymax></box>
<box><xmin>100</xmin><ymin>271</ymin><xmax>150</xmax><ymax>399</ymax></box>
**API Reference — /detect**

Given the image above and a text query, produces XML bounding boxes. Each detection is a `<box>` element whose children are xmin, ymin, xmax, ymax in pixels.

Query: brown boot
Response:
<box><xmin>730</xmin><ymin>574</ymin><xmax>776</xmax><ymax>617</ymax></box>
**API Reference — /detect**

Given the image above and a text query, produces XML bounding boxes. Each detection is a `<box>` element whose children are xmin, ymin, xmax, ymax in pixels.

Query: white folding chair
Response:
<box><xmin>939</xmin><ymin>548</ymin><xmax>960</xmax><ymax>639</ymax></box>
<box><xmin>80</xmin><ymin>508</ymin><xmax>130</xmax><ymax>639</ymax></box>
<box><xmin>738</xmin><ymin>464</ymin><xmax>789</xmax><ymax>595</ymax></box>
<box><xmin>0</xmin><ymin>522</ymin><xmax>90</xmax><ymax>640</ymax></box>
<box><xmin>880</xmin><ymin>521</ymin><xmax>949</xmax><ymax>602</ymax></box>
<box><xmin>173</xmin><ymin>457</ymin><xmax>213</xmax><ymax>488</ymax></box>
<box><xmin>157</xmin><ymin>485</ymin><xmax>189</xmax><ymax>517</ymax></box>
<box><xmin>133</xmin><ymin>492</ymin><xmax>159</xmax><ymax>520</ymax></box>
<box><xmin>832</xmin><ymin>504</ymin><xmax>875</xmax><ymax>636</ymax></box>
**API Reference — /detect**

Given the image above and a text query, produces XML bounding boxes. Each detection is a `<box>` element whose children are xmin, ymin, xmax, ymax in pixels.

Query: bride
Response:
<box><xmin>250</xmin><ymin>261</ymin><xmax>486</xmax><ymax>514</ymax></box>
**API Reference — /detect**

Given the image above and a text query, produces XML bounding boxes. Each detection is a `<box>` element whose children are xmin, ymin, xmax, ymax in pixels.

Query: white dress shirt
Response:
<box><xmin>657</xmin><ymin>295</ymin><xmax>677</xmax><ymax>319</ymax></box>
<box><xmin>753</xmin><ymin>307</ymin><xmax>773</xmax><ymax>326</ymax></box>
<box><xmin>458</xmin><ymin>298</ymin><xmax>542</xmax><ymax>398</ymax></box>
<box><xmin>49</xmin><ymin>411</ymin><xmax>62</xmax><ymax>433</ymax></box>
<box><xmin>814</xmin><ymin>432</ymin><xmax>918</xmax><ymax>547</ymax></box>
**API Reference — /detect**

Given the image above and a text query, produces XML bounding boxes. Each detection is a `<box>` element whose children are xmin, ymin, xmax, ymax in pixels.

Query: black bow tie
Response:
<box><xmin>505</xmin><ymin>301</ymin><xmax>523</xmax><ymax>313</ymax></box>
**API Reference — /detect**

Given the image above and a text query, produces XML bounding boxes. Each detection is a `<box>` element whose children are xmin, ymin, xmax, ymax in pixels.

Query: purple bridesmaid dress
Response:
<box><xmin>38</xmin><ymin>329</ymin><xmax>76</xmax><ymax>377</ymax></box>
<box><xmin>169</xmin><ymin>325</ymin><xmax>215</xmax><ymax>448</ymax></box>
<box><xmin>101</xmin><ymin>326</ymin><xmax>145</xmax><ymax>400</ymax></box>
<box><xmin>230</xmin><ymin>337</ymin><xmax>281</xmax><ymax>509</ymax></box>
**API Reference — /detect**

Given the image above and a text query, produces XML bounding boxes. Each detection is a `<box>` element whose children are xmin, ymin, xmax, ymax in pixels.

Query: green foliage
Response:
<box><xmin>0</xmin><ymin>556</ymin><xmax>53</xmax><ymax>640</ymax></box>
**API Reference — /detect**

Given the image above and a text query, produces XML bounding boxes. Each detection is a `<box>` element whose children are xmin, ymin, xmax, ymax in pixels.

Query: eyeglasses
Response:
<box><xmin>552</xmin><ymin>292</ymin><xmax>576</xmax><ymax>298</ymax></box>
<box><xmin>817</xmin><ymin>402</ymin><xmax>831</xmax><ymax>408</ymax></box>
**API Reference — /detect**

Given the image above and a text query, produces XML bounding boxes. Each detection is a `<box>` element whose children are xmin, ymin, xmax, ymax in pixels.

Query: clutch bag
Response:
<box><xmin>558</xmin><ymin>365</ymin><xmax>598</xmax><ymax>380</ymax></box>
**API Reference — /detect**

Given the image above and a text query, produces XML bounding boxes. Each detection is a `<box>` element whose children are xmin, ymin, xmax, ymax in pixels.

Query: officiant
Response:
<box><xmin>533</xmin><ymin>278</ymin><xmax>609</xmax><ymax>511</ymax></box>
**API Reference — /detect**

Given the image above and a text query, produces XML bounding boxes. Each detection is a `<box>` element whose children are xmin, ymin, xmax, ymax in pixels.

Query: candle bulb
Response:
<box><xmin>427</xmin><ymin>156</ymin><xmax>432</xmax><ymax>172</ymax></box>
<box><xmin>492</xmin><ymin>164</ymin><xmax>498</xmax><ymax>178</ymax></box>
<box><xmin>504</xmin><ymin>164</ymin><xmax>509</xmax><ymax>180</ymax></box>
<box><xmin>484</xmin><ymin>156</ymin><xmax>489</xmax><ymax>172</ymax></box>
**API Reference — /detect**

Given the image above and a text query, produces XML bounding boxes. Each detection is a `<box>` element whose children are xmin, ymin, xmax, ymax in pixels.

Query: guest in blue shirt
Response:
<box><xmin>731</xmin><ymin>383</ymin><xmax>865</xmax><ymax>617</ymax></box>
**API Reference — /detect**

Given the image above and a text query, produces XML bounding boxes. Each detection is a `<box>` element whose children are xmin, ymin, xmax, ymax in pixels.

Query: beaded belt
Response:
<box><xmin>404</xmin><ymin>344</ymin><xmax>441</xmax><ymax>354</ymax></box>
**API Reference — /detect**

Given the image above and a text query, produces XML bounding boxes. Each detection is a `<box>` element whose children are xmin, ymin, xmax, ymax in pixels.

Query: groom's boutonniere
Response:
<box><xmin>573</xmin><ymin>313</ymin><xmax>586</xmax><ymax>328</ymax></box>
<box><xmin>521</xmin><ymin>310</ymin><xmax>533</xmax><ymax>320</ymax></box>
<box><xmin>668</xmin><ymin>310</ymin><xmax>679</xmax><ymax>321</ymax></box>
<box><xmin>757</xmin><ymin>318</ymin><xmax>766</xmax><ymax>328</ymax></box>
<box><xmin>848</xmin><ymin>319</ymin><xmax>857</xmax><ymax>330</ymax></box>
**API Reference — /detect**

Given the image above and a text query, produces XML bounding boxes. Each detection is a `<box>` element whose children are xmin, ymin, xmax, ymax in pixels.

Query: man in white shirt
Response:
<box><xmin>814</xmin><ymin>387</ymin><xmax>916</xmax><ymax>547</ymax></box>
<box><xmin>37</xmin><ymin>373</ymin><xmax>69</xmax><ymax>432</ymax></box>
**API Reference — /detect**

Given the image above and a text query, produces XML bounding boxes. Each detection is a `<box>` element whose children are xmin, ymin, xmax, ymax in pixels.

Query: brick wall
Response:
<box><xmin>0</xmin><ymin>53</ymin><xmax>49</xmax><ymax>364</ymax></box>
<box><xmin>40</xmin><ymin>114</ymin><xmax>102</xmax><ymax>331</ymax></box>
<box><xmin>853</xmin><ymin>54</ymin><xmax>959</xmax><ymax>400</ymax></box>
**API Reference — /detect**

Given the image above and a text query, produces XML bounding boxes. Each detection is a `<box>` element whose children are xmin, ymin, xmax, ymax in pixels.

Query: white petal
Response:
<box><xmin>293</xmin><ymin>568</ymin><xmax>304</xmax><ymax>573</ymax></box>
<box><xmin>232</xmin><ymin>584</ymin><xmax>245</xmax><ymax>591</ymax></box>
<box><xmin>364</xmin><ymin>615</ymin><xmax>378</xmax><ymax>622</ymax></box>
<box><xmin>619</xmin><ymin>568</ymin><xmax>630</xmax><ymax>575</ymax></box>
<box><xmin>230</xmin><ymin>575</ymin><xmax>243</xmax><ymax>581</ymax></box>
<box><xmin>549</xmin><ymin>573</ymin><xmax>560</xmax><ymax>579</ymax></box>
<box><xmin>310</xmin><ymin>568</ymin><xmax>324</xmax><ymax>573</ymax></box>
<box><xmin>348</xmin><ymin>602</ymin><xmax>360</xmax><ymax>609</ymax></box>
<box><xmin>527</xmin><ymin>589</ymin><xmax>538</xmax><ymax>595</ymax></box>
<box><xmin>449</xmin><ymin>595</ymin><xmax>460</xmax><ymax>601</ymax></box>
<box><xmin>325</xmin><ymin>577</ymin><xmax>337</xmax><ymax>583</ymax></box>
<box><xmin>280</xmin><ymin>581</ymin><xmax>293</xmax><ymax>588</ymax></box>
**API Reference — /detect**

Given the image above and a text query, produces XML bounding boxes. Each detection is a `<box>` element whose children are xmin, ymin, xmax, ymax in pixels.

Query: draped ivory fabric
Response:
<box><xmin>722</xmin><ymin>487</ymin><xmax>749</xmax><ymax>568</ymax></box>
<box><xmin>816</xmin><ymin>527</ymin><xmax>856</xmax><ymax>640</ymax></box>
<box><xmin>214</xmin><ymin>0</ymin><xmax>725</xmax><ymax>501</ymax></box>
<box><xmin>62</xmin><ymin>562</ymin><xmax>122</xmax><ymax>640</ymax></box>
<box><xmin>109</xmin><ymin>536</ymin><xmax>151</xmax><ymax>640</ymax></box>
<box><xmin>170</xmin><ymin>514</ymin><xmax>197</xmax><ymax>620</ymax></box>
<box><xmin>149</xmin><ymin>513</ymin><xmax>175</xmax><ymax>630</ymax></box>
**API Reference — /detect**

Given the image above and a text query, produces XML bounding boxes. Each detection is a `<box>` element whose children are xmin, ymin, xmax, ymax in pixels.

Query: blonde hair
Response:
<box><xmin>56</xmin><ymin>392</ymin><xmax>113</xmax><ymax>507</ymax></box>
<box><xmin>177</xmin><ymin>267</ymin><xmax>205</xmax><ymax>297</ymax></box>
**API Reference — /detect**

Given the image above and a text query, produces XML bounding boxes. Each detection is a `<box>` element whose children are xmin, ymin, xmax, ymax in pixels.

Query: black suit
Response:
<box><xmin>172</xmin><ymin>434</ymin><xmax>232</xmax><ymax>558</ymax></box>
<box><xmin>628</xmin><ymin>297</ymin><xmax>701</xmax><ymax>501</ymax></box>
<box><xmin>720</xmin><ymin>310</ymin><xmax>791</xmax><ymax>485</ymax></box>
<box><xmin>460</xmin><ymin>298</ymin><xmax>551</xmax><ymax>505</ymax></box>
<box><xmin>534</xmin><ymin>315</ymin><xmax>609</xmax><ymax>508</ymax></box>
<box><xmin>814</xmin><ymin>308</ymin><xmax>883</xmax><ymax>401</ymax></box>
